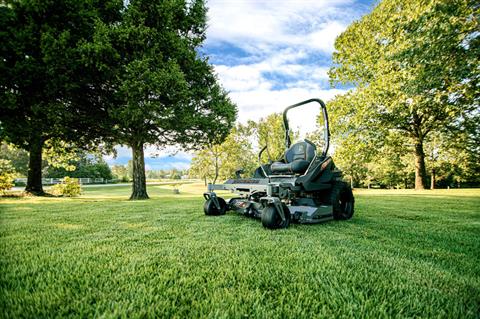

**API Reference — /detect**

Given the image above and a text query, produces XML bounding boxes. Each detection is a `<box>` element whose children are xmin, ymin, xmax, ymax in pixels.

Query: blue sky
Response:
<box><xmin>105</xmin><ymin>0</ymin><xmax>376</xmax><ymax>170</ymax></box>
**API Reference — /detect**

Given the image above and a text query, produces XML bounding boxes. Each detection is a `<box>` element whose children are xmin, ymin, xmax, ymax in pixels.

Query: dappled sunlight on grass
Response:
<box><xmin>54</xmin><ymin>223</ymin><xmax>85</xmax><ymax>230</ymax></box>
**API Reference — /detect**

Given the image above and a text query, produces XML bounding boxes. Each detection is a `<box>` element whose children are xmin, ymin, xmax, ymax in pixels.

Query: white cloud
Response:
<box><xmin>213</xmin><ymin>48</ymin><xmax>331</xmax><ymax>94</ymax></box>
<box><xmin>205</xmin><ymin>0</ymin><xmax>369</xmax><ymax>138</ymax></box>
<box><xmin>105</xmin><ymin>0</ymin><xmax>369</xmax><ymax>168</ymax></box>
<box><xmin>206</xmin><ymin>0</ymin><xmax>354</xmax><ymax>54</ymax></box>
<box><xmin>144</xmin><ymin>146</ymin><xmax>193</xmax><ymax>161</ymax></box>
<box><xmin>229</xmin><ymin>86</ymin><xmax>347</xmax><ymax>135</ymax></box>
<box><xmin>306</xmin><ymin>21</ymin><xmax>347</xmax><ymax>52</ymax></box>
<box><xmin>214</xmin><ymin>64</ymin><xmax>271</xmax><ymax>91</ymax></box>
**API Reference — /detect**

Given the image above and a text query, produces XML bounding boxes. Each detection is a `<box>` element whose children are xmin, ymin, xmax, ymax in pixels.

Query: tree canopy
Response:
<box><xmin>0</xmin><ymin>0</ymin><xmax>121</xmax><ymax>194</ymax></box>
<box><xmin>83</xmin><ymin>0</ymin><xmax>236</xmax><ymax>199</ymax></box>
<box><xmin>329</xmin><ymin>0</ymin><xmax>479</xmax><ymax>189</ymax></box>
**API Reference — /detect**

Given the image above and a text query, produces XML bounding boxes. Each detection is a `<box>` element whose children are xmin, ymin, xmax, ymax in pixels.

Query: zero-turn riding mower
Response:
<box><xmin>203</xmin><ymin>98</ymin><xmax>354</xmax><ymax>229</ymax></box>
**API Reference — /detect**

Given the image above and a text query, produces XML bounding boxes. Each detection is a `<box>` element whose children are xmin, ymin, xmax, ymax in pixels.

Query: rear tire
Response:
<box><xmin>204</xmin><ymin>198</ymin><xmax>227</xmax><ymax>216</ymax></box>
<box><xmin>261</xmin><ymin>203</ymin><xmax>290</xmax><ymax>229</ymax></box>
<box><xmin>330</xmin><ymin>181</ymin><xmax>354</xmax><ymax>220</ymax></box>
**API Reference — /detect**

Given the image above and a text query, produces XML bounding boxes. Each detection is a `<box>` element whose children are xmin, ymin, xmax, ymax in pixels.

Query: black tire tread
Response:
<box><xmin>330</xmin><ymin>181</ymin><xmax>355</xmax><ymax>220</ymax></box>
<box><xmin>261</xmin><ymin>203</ymin><xmax>290</xmax><ymax>229</ymax></box>
<box><xmin>204</xmin><ymin>198</ymin><xmax>227</xmax><ymax>216</ymax></box>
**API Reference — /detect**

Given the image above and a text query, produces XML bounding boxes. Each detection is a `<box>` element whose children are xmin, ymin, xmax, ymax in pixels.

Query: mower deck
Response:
<box><xmin>206</xmin><ymin>176</ymin><xmax>334</xmax><ymax>224</ymax></box>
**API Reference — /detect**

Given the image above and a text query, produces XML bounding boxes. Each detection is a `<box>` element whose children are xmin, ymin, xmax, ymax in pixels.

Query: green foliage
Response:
<box><xmin>333</xmin><ymin>131</ymin><xmax>414</xmax><ymax>188</ymax></box>
<box><xmin>329</xmin><ymin>0</ymin><xmax>479</xmax><ymax>189</ymax></box>
<box><xmin>334</xmin><ymin>127</ymin><xmax>479</xmax><ymax>189</ymax></box>
<box><xmin>169</xmin><ymin>169</ymin><xmax>182</xmax><ymax>180</ymax></box>
<box><xmin>190</xmin><ymin>125</ymin><xmax>257</xmax><ymax>183</ymax></box>
<box><xmin>0</xmin><ymin>159</ymin><xmax>16</xmax><ymax>193</ymax></box>
<box><xmin>84</xmin><ymin>0</ymin><xmax>239</xmax><ymax>145</ymax></box>
<box><xmin>111</xmin><ymin>165</ymin><xmax>130</xmax><ymax>182</ymax></box>
<box><xmin>0</xmin><ymin>0</ymin><xmax>122</xmax><ymax>192</ymax></box>
<box><xmin>332</xmin><ymin>134</ymin><xmax>375</xmax><ymax>187</ymax></box>
<box><xmin>145</xmin><ymin>169</ymin><xmax>187</xmax><ymax>180</ymax></box>
<box><xmin>50</xmin><ymin>177</ymin><xmax>82</xmax><ymax>197</ymax></box>
<box><xmin>1</xmin><ymin>185</ymin><xmax>479</xmax><ymax>317</ymax></box>
<box><xmin>0</xmin><ymin>142</ymin><xmax>29</xmax><ymax>177</ymax></box>
<box><xmin>250</xmin><ymin>114</ymin><xmax>285</xmax><ymax>162</ymax></box>
<box><xmin>45</xmin><ymin>152</ymin><xmax>113</xmax><ymax>180</ymax></box>
<box><xmin>425</xmin><ymin>130</ymin><xmax>480</xmax><ymax>188</ymax></box>
<box><xmin>42</xmin><ymin>139</ymin><xmax>80</xmax><ymax>172</ymax></box>
<box><xmin>248</xmin><ymin>113</ymin><xmax>299</xmax><ymax>163</ymax></box>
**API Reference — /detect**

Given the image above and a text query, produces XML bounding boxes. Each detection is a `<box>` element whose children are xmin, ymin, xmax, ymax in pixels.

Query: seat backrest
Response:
<box><xmin>285</xmin><ymin>140</ymin><xmax>316</xmax><ymax>163</ymax></box>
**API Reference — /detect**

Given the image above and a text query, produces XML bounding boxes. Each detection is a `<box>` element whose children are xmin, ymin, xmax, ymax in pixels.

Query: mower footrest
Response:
<box><xmin>288</xmin><ymin>205</ymin><xmax>333</xmax><ymax>224</ymax></box>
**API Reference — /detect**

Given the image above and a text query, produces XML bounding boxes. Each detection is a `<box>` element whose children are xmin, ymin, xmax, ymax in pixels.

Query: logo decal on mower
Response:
<box><xmin>320</xmin><ymin>158</ymin><xmax>331</xmax><ymax>170</ymax></box>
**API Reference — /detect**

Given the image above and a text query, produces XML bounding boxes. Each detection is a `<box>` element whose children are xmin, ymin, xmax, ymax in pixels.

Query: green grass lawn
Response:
<box><xmin>1</xmin><ymin>185</ymin><xmax>479</xmax><ymax>318</ymax></box>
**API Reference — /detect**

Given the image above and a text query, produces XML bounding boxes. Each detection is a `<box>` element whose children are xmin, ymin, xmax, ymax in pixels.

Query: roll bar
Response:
<box><xmin>283</xmin><ymin>98</ymin><xmax>330</xmax><ymax>158</ymax></box>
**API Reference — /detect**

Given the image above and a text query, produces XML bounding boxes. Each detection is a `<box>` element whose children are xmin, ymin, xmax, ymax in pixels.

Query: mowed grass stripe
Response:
<box><xmin>1</xmin><ymin>185</ymin><xmax>479</xmax><ymax>318</ymax></box>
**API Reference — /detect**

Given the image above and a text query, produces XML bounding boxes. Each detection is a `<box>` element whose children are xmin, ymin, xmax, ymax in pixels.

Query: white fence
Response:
<box><xmin>14</xmin><ymin>178</ymin><xmax>112</xmax><ymax>185</ymax></box>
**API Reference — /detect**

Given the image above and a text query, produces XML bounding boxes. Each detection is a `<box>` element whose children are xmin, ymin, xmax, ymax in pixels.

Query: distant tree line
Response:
<box><xmin>1</xmin><ymin>140</ymin><xmax>190</xmax><ymax>184</ymax></box>
<box><xmin>111</xmin><ymin>163</ymin><xmax>187</xmax><ymax>182</ymax></box>
<box><xmin>190</xmin><ymin>112</ymin><xmax>479</xmax><ymax>189</ymax></box>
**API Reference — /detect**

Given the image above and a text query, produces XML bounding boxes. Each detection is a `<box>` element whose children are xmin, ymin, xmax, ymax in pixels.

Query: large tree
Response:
<box><xmin>329</xmin><ymin>0</ymin><xmax>479</xmax><ymax>189</ymax></box>
<box><xmin>84</xmin><ymin>0</ymin><xmax>236</xmax><ymax>199</ymax></box>
<box><xmin>0</xmin><ymin>0</ymin><xmax>121</xmax><ymax>194</ymax></box>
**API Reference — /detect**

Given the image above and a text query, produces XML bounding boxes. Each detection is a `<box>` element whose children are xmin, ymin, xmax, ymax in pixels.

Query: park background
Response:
<box><xmin>1</xmin><ymin>0</ymin><xmax>479</xmax><ymax>317</ymax></box>
<box><xmin>1</xmin><ymin>0</ymin><xmax>478</xmax><ymax>193</ymax></box>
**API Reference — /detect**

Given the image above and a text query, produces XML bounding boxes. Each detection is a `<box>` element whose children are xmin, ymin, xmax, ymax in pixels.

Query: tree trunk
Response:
<box><xmin>414</xmin><ymin>140</ymin><xmax>427</xmax><ymax>190</ymax></box>
<box><xmin>213</xmin><ymin>154</ymin><xmax>219</xmax><ymax>185</ymax></box>
<box><xmin>130</xmin><ymin>142</ymin><xmax>149</xmax><ymax>200</ymax></box>
<box><xmin>430</xmin><ymin>168</ymin><xmax>436</xmax><ymax>190</ymax></box>
<box><xmin>25</xmin><ymin>134</ymin><xmax>44</xmax><ymax>195</ymax></box>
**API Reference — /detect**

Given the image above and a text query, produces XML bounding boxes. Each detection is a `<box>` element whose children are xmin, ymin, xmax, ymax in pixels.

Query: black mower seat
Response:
<box><xmin>270</xmin><ymin>140</ymin><xmax>316</xmax><ymax>174</ymax></box>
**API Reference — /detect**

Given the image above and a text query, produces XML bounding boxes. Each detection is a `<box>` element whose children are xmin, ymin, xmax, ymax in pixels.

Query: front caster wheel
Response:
<box><xmin>204</xmin><ymin>197</ymin><xmax>227</xmax><ymax>216</ymax></box>
<box><xmin>261</xmin><ymin>203</ymin><xmax>290</xmax><ymax>229</ymax></box>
